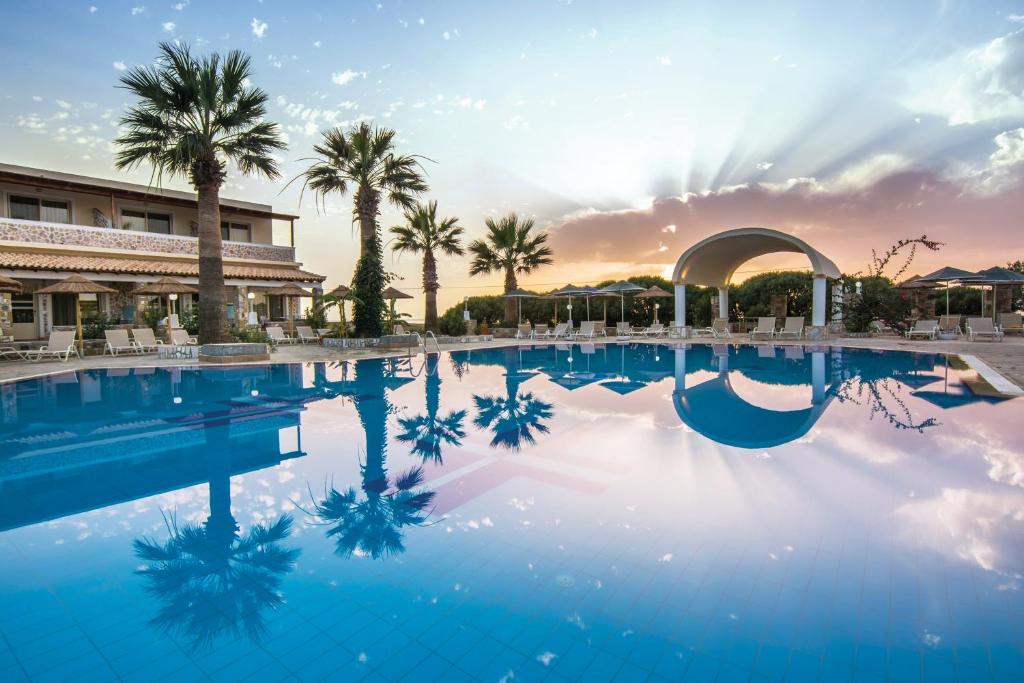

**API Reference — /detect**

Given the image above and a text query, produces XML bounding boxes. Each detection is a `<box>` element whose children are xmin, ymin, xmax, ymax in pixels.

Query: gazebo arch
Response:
<box><xmin>671</xmin><ymin>227</ymin><xmax>841</xmax><ymax>329</ymax></box>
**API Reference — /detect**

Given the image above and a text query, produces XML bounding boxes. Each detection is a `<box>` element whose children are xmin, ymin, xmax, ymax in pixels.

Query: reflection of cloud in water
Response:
<box><xmin>897</xmin><ymin>488</ymin><xmax>1024</xmax><ymax>574</ymax></box>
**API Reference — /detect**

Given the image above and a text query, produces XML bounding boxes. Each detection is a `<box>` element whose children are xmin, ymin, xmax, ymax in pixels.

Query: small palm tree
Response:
<box><xmin>390</xmin><ymin>201</ymin><xmax>464</xmax><ymax>332</ymax></box>
<box><xmin>115</xmin><ymin>42</ymin><xmax>285</xmax><ymax>343</ymax></box>
<box><xmin>468</xmin><ymin>213</ymin><xmax>553</xmax><ymax>325</ymax></box>
<box><xmin>301</xmin><ymin>124</ymin><xmax>428</xmax><ymax>337</ymax></box>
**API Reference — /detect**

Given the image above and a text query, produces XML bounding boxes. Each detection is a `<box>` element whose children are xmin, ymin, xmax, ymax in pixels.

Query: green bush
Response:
<box><xmin>230</xmin><ymin>326</ymin><xmax>277</xmax><ymax>350</ymax></box>
<box><xmin>439</xmin><ymin>307</ymin><xmax>467</xmax><ymax>336</ymax></box>
<box><xmin>178</xmin><ymin>308</ymin><xmax>199</xmax><ymax>335</ymax></box>
<box><xmin>842</xmin><ymin>276</ymin><xmax>912</xmax><ymax>333</ymax></box>
<box><xmin>81</xmin><ymin>312</ymin><xmax>118</xmax><ymax>340</ymax></box>
<box><xmin>304</xmin><ymin>302</ymin><xmax>328</xmax><ymax>331</ymax></box>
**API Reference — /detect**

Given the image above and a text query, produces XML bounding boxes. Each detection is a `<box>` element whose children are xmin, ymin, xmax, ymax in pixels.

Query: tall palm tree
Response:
<box><xmin>396</xmin><ymin>356</ymin><xmax>466</xmax><ymax>463</ymax></box>
<box><xmin>390</xmin><ymin>201</ymin><xmax>464</xmax><ymax>332</ymax></box>
<box><xmin>114</xmin><ymin>42</ymin><xmax>285</xmax><ymax>343</ymax></box>
<box><xmin>301</xmin><ymin>123</ymin><xmax>428</xmax><ymax>337</ymax></box>
<box><xmin>468</xmin><ymin>213</ymin><xmax>554</xmax><ymax>325</ymax></box>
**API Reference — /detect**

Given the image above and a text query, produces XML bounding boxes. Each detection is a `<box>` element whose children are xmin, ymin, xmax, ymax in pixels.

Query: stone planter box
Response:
<box><xmin>378</xmin><ymin>334</ymin><xmax>420</xmax><ymax>350</ymax></box>
<box><xmin>198</xmin><ymin>342</ymin><xmax>270</xmax><ymax>363</ymax></box>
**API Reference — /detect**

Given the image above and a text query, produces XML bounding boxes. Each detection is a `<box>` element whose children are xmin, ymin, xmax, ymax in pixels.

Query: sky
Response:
<box><xmin>1</xmin><ymin>0</ymin><xmax>1023</xmax><ymax>318</ymax></box>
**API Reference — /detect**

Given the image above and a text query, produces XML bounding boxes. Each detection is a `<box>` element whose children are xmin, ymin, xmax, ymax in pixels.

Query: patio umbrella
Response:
<box><xmin>636</xmin><ymin>285</ymin><xmax>672</xmax><ymax>324</ymax></box>
<box><xmin>971</xmin><ymin>267</ymin><xmax>1024</xmax><ymax>319</ymax></box>
<box><xmin>263</xmin><ymin>282</ymin><xmax>311</xmax><ymax>336</ymax></box>
<box><xmin>0</xmin><ymin>274</ymin><xmax>22</xmax><ymax>293</ymax></box>
<box><xmin>36</xmin><ymin>275</ymin><xmax>116</xmax><ymax>355</ymax></box>
<box><xmin>598</xmin><ymin>281</ymin><xmax>646</xmax><ymax>324</ymax></box>
<box><xmin>503</xmin><ymin>288</ymin><xmax>537</xmax><ymax>325</ymax></box>
<box><xmin>134</xmin><ymin>277</ymin><xmax>199</xmax><ymax>329</ymax></box>
<box><xmin>382</xmin><ymin>286</ymin><xmax>413</xmax><ymax>332</ymax></box>
<box><xmin>914</xmin><ymin>267</ymin><xmax>983</xmax><ymax>316</ymax></box>
<box><xmin>548</xmin><ymin>284</ymin><xmax>591</xmax><ymax>327</ymax></box>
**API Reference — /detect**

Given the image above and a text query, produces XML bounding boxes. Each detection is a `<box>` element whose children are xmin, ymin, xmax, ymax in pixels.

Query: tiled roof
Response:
<box><xmin>0</xmin><ymin>251</ymin><xmax>325</xmax><ymax>283</ymax></box>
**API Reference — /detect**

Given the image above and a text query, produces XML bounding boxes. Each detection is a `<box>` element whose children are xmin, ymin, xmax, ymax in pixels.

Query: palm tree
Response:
<box><xmin>301</xmin><ymin>123</ymin><xmax>428</xmax><ymax>337</ymax></box>
<box><xmin>390</xmin><ymin>201</ymin><xmax>464</xmax><ymax>332</ymax></box>
<box><xmin>133</xmin><ymin>515</ymin><xmax>299</xmax><ymax>650</ymax></box>
<box><xmin>396</xmin><ymin>357</ymin><xmax>466</xmax><ymax>463</ymax></box>
<box><xmin>473</xmin><ymin>349</ymin><xmax>554</xmax><ymax>450</ymax></box>
<box><xmin>114</xmin><ymin>42</ymin><xmax>285</xmax><ymax>343</ymax></box>
<box><xmin>468</xmin><ymin>213</ymin><xmax>554</xmax><ymax>325</ymax></box>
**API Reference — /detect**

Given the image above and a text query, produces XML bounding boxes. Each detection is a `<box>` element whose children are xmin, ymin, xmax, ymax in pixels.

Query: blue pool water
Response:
<box><xmin>0</xmin><ymin>343</ymin><xmax>1022</xmax><ymax>682</ymax></box>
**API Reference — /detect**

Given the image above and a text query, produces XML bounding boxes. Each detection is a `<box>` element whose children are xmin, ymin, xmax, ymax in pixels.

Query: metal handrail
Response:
<box><xmin>420</xmin><ymin>330</ymin><xmax>442</xmax><ymax>356</ymax></box>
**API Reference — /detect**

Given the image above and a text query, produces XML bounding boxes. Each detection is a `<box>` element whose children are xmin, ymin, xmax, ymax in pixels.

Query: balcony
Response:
<box><xmin>0</xmin><ymin>217</ymin><xmax>297</xmax><ymax>263</ymax></box>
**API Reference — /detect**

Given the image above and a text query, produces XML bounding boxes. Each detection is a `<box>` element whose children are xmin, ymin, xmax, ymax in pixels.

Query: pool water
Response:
<box><xmin>0</xmin><ymin>344</ymin><xmax>1021</xmax><ymax>682</ymax></box>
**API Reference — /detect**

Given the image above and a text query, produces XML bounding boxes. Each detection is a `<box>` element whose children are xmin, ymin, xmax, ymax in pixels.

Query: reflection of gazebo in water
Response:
<box><xmin>671</xmin><ymin>345</ymin><xmax>834</xmax><ymax>449</ymax></box>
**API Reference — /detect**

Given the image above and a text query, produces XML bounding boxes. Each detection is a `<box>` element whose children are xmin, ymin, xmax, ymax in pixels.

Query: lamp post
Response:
<box><xmin>567</xmin><ymin>302</ymin><xmax>573</xmax><ymax>332</ymax></box>
<box><xmin>654</xmin><ymin>302</ymin><xmax>660</xmax><ymax>325</ymax></box>
<box><xmin>247</xmin><ymin>291</ymin><xmax>257</xmax><ymax>326</ymax></box>
<box><xmin>168</xmin><ymin>292</ymin><xmax>179</xmax><ymax>328</ymax></box>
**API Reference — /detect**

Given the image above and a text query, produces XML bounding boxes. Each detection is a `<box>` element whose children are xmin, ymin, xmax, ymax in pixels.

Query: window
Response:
<box><xmin>9</xmin><ymin>195</ymin><xmax>71</xmax><ymax>223</ymax></box>
<box><xmin>221</xmin><ymin>221</ymin><xmax>251</xmax><ymax>243</ymax></box>
<box><xmin>11</xmin><ymin>293</ymin><xmax>34</xmax><ymax>324</ymax></box>
<box><xmin>122</xmin><ymin>209</ymin><xmax>172</xmax><ymax>234</ymax></box>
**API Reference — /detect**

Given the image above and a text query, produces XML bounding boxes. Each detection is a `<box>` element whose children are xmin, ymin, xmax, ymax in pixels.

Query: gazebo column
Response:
<box><xmin>718</xmin><ymin>287</ymin><xmax>729</xmax><ymax>320</ymax></box>
<box><xmin>812</xmin><ymin>275</ymin><xmax>827</xmax><ymax>327</ymax></box>
<box><xmin>674</xmin><ymin>283</ymin><xmax>686</xmax><ymax>331</ymax></box>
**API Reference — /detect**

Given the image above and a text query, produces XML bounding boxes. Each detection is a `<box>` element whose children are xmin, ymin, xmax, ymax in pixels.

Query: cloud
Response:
<box><xmin>131</xmin><ymin>6</ymin><xmax>144</xmax><ymax>15</ymax></box>
<box><xmin>172</xmin><ymin>1</ymin><xmax>188</xmax><ymax>9</ymax></box>
<box><xmin>275</xmin><ymin>95</ymin><xmax>359</xmax><ymax>137</ymax></box>
<box><xmin>658</xmin><ymin>56</ymin><xmax>672</xmax><ymax>66</ymax></box>
<box><xmin>960</xmin><ymin>127</ymin><xmax>1024</xmax><ymax>195</ymax></box>
<box><xmin>161</xmin><ymin>21</ymin><xmax>175</xmax><ymax>32</ymax></box>
<box><xmin>504</xmin><ymin>115</ymin><xmax>528</xmax><ymax>129</ymax></box>
<box><xmin>16</xmin><ymin>114</ymin><xmax>48</xmax><ymax>133</ymax></box>
<box><xmin>902</xmin><ymin>28</ymin><xmax>1024</xmax><ymax>125</ymax></box>
<box><xmin>251</xmin><ymin>17</ymin><xmax>267</xmax><ymax>39</ymax></box>
<box><xmin>113</xmin><ymin>61</ymin><xmax>126</xmax><ymax>71</ymax></box>
<box><xmin>756</xmin><ymin>161</ymin><xmax>773</xmax><ymax>171</ymax></box>
<box><xmin>89</xmin><ymin>5</ymin><xmax>97</xmax><ymax>12</ymax></box>
<box><xmin>331</xmin><ymin>69</ymin><xmax>366</xmax><ymax>85</ymax></box>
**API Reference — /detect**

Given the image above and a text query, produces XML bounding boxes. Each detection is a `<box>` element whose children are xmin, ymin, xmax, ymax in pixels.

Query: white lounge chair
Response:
<box><xmin>170</xmin><ymin>328</ymin><xmax>198</xmax><ymax>346</ymax></box>
<box><xmin>966</xmin><ymin>318</ymin><xmax>1003</xmax><ymax>342</ymax></box>
<box><xmin>870</xmin><ymin>320</ymin><xmax>897</xmax><ymax>336</ymax></box>
<box><xmin>776</xmin><ymin>317</ymin><xmax>804</xmax><ymax>340</ymax></box>
<box><xmin>0</xmin><ymin>346</ymin><xmax>24</xmax><ymax>361</ymax></box>
<box><xmin>131</xmin><ymin>328</ymin><xmax>164</xmax><ymax>353</ymax></box>
<box><xmin>552</xmin><ymin>322</ymin><xmax>570</xmax><ymax>339</ymax></box>
<box><xmin>572</xmin><ymin>321</ymin><xmax>598</xmax><ymax>340</ymax></box>
<box><xmin>637</xmin><ymin>322</ymin><xmax>664</xmax><ymax>337</ymax></box>
<box><xmin>615</xmin><ymin>322</ymin><xmax>632</xmax><ymax>338</ymax></box>
<box><xmin>906</xmin><ymin>320</ymin><xmax>938</xmax><ymax>340</ymax></box>
<box><xmin>393</xmin><ymin>324</ymin><xmax>406</xmax><ymax>335</ymax></box>
<box><xmin>516</xmin><ymin>323</ymin><xmax>533</xmax><ymax>340</ymax></box>
<box><xmin>533</xmin><ymin>323</ymin><xmax>549</xmax><ymax>338</ymax></box>
<box><xmin>22</xmin><ymin>330</ymin><xmax>78</xmax><ymax>362</ymax></box>
<box><xmin>750</xmin><ymin>317</ymin><xmax>777</xmax><ymax>340</ymax></box>
<box><xmin>938</xmin><ymin>315</ymin><xmax>962</xmax><ymax>338</ymax></box>
<box><xmin>266</xmin><ymin>326</ymin><xmax>296</xmax><ymax>344</ymax></box>
<box><xmin>295</xmin><ymin>325</ymin><xmax>319</xmax><ymax>344</ymax></box>
<box><xmin>998</xmin><ymin>313</ymin><xmax>1022</xmax><ymax>336</ymax></box>
<box><xmin>103</xmin><ymin>329</ymin><xmax>137</xmax><ymax>356</ymax></box>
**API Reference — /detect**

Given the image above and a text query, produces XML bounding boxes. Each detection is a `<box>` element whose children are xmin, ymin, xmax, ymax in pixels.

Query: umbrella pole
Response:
<box><xmin>586</xmin><ymin>296</ymin><xmax>590</xmax><ymax>321</ymax></box>
<box><xmin>946</xmin><ymin>283</ymin><xmax>950</xmax><ymax>317</ymax></box>
<box><xmin>603</xmin><ymin>299</ymin><xmax>608</xmax><ymax>323</ymax></box>
<box><xmin>518</xmin><ymin>298</ymin><xmax>522</xmax><ymax>325</ymax></box>
<box><xmin>75</xmin><ymin>296</ymin><xmax>83</xmax><ymax>357</ymax></box>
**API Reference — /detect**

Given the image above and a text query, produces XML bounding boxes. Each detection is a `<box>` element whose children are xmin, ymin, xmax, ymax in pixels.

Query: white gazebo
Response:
<box><xmin>672</xmin><ymin>227</ymin><xmax>841</xmax><ymax>331</ymax></box>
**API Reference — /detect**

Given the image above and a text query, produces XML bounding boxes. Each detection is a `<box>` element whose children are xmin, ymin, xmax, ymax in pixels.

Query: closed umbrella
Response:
<box><xmin>914</xmin><ymin>267</ymin><xmax>983</xmax><ymax>316</ymax></box>
<box><xmin>503</xmin><ymin>288</ymin><xmax>537</xmax><ymax>325</ymax></box>
<box><xmin>598</xmin><ymin>281</ymin><xmax>646</xmax><ymax>325</ymax></box>
<box><xmin>36</xmin><ymin>275</ymin><xmax>117</xmax><ymax>355</ymax></box>
<box><xmin>263</xmin><ymin>283</ymin><xmax>311</xmax><ymax>336</ymax></box>
<box><xmin>382</xmin><ymin>286</ymin><xmax>413</xmax><ymax>332</ymax></box>
<box><xmin>135</xmin><ymin>277</ymin><xmax>199</xmax><ymax>329</ymax></box>
<box><xmin>635</xmin><ymin>285</ymin><xmax>672</xmax><ymax>324</ymax></box>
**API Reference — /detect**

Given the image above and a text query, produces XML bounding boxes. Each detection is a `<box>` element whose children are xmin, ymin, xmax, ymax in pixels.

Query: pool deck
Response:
<box><xmin>1</xmin><ymin>334</ymin><xmax>1022</xmax><ymax>393</ymax></box>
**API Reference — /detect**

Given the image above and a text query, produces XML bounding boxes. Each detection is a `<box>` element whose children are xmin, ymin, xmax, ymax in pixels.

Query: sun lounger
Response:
<box><xmin>637</xmin><ymin>322</ymin><xmax>664</xmax><ymax>337</ymax></box>
<box><xmin>533</xmin><ymin>324</ymin><xmax>548</xmax><ymax>338</ymax></box>
<box><xmin>393</xmin><ymin>324</ymin><xmax>406</xmax><ymax>335</ymax></box>
<box><xmin>295</xmin><ymin>325</ymin><xmax>319</xmax><ymax>344</ymax></box>
<box><xmin>615</xmin><ymin>322</ymin><xmax>632</xmax><ymax>338</ymax></box>
<box><xmin>998</xmin><ymin>312</ymin><xmax>1022</xmax><ymax>335</ymax></box>
<box><xmin>516</xmin><ymin>323</ymin><xmax>533</xmax><ymax>339</ymax></box>
<box><xmin>775</xmin><ymin>317</ymin><xmax>804</xmax><ymax>340</ymax></box>
<box><xmin>316</xmin><ymin>328</ymin><xmax>333</xmax><ymax>339</ymax></box>
<box><xmin>870</xmin><ymin>320</ymin><xmax>897</xmax><ymax>336</ymax></box>
<box><xmin>938</xmin><ymin>315</ymin><xmax>962</xmax><ymax>337</ymax></box>
<box><xmin>103</xmin><ymin>329</ymin><xmax>138</xmax><ymax>356</ymax></box>
<box><xmin>966</xmin><ymin>317</ymin><xmax>1003</xmax><ymax>342</ymax></box>
<box><xmin>905</xmin><ymin>319</ymin><xmax>938</xmax><ymax>340</ymax></box>
<box><xmin>266</xmin><ymin>326</ymin><xmax>296</xmax><ymax>344</ymax></box>
<box><xmin>750</xmin><ymin>317</ymin><xmax>777</xmax><ymax>340</ymax></box>
<box><xmin>572</xmin><ymin>321</ymin><xmax>600</xmax><ymax>340</ymax></box>
<box><xmin>131</xmin><ymin>328</ymin><xmax>164</xmax><ymax>352</ymax></box>
<box><xmin>0</xmin><ymin>346</ymin><xmax>24</xmax><ymax>361</ymax></box>
<box><xmin>170</xmin><ymin>328</ymin><xmax>198</xmax><ymax>346</ymax></box>
<box><xmin>22</xmin><ymin>330</ymin><xmax>78</xmax><ymax>362</ymax></box>
<box><xmin>538</xmin><ymin>323</ymin><xmax>568</xmax><ymax>339</ymax></box>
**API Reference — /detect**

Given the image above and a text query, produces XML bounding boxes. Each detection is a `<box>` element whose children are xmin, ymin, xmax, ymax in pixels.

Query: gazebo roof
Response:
<box><xmin>262</xmin><ymin>282</ymin><xmax>310</xmax><ymax>297</ymax></box>
<box><xmin>382</xmin><ymin>286</ymin><xmax>413</xmax><ymax>300</ymax></box>
<box><xmin>36</xmin><ymin>274</ymin><xmax>116</xmax><ymax>295</ymax></box>
<box><xmin>134</xmin><ymin>276</ymin><xmax>199</xmax><ymax>295</ymax></box>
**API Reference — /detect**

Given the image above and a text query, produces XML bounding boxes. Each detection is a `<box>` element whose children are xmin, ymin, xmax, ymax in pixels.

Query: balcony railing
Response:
<box><xmin>0</xmin><ymin>217</ymin><xmax>296</xmax><ymax>263</ymax></box>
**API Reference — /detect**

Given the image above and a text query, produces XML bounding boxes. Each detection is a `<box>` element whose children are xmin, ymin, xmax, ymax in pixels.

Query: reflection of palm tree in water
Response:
<box><xmin>473</xmin><ymin>349</ymin><xmax>554</xmax><ymax>451</ymax></box>
<box><xmin>309</xmin><ymin>358</ymin><xmax>436</xmax><ymax>559</ymax></box>
<box><xmin>133</xmin><ymin>425</ymin><xmax>300</xmax><ymax>650</ymax></box>
<box><xmin>397</xmin><ymin>356</ymin><xmax>467</xmax><ymax>463</ymax></box>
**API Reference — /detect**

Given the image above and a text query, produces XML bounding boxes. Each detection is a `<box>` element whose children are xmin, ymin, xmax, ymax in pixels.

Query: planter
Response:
<box><xmin>198</xmin><ymin>342</ymin><xmax>270</xmax><ymax>364</ymax></box>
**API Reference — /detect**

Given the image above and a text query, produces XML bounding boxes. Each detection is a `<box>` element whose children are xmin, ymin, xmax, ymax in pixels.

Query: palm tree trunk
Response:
<box><xmin>355</xmin><ymin>187</ymin><xmax>380</xmax><ymax>259</ymax></box>
<box><xmin>503</xmin><ymin>267</ymin><xmax>518</xmax><ymax>325</ymax></box>
<box><xmin>197</xmin><ymin>181</ymin><xmax>227</xmax><ymax>343</ymax></box>
<box><xmin>423</xmin><ymin>249</ymin><xmax>439</xmax><ymax>332</ymax></box>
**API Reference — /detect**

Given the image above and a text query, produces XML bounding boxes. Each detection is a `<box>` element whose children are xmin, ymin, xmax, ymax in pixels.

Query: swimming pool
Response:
<box><xmin>0</xmin><ymin>343</ymin><xmax>1021</xmax><ymax>682</ymax></box>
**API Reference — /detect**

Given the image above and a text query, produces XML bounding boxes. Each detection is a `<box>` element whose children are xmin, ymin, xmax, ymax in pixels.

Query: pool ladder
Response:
<box><xmin>417</xmin><ymin>330</ymin><xmax>441</xmax><ymax>357</ymax></box>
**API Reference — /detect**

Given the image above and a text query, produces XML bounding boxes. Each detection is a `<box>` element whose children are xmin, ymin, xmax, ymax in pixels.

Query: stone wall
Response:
<box><xmin>0</xmin><ymin>218</ymin><xmax>296</xmax><ymax>263</ymax></box>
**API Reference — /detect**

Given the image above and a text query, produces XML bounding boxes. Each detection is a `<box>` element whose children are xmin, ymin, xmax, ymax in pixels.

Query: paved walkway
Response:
<box><xmin>1</xmin><ymin>335</ymin><xmax>1022</xmax><ymax>391</ymax></box>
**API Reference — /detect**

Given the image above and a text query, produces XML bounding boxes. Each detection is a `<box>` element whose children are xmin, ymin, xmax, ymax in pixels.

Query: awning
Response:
<box><xmin>0</xmin><ymin>251</ymin><xmax>325</xmax><ymax>283</ymax></box>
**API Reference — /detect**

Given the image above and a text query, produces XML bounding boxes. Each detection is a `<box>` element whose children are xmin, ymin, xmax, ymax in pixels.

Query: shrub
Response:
<box><xmin>439</xmin><ymin>307</ymin><xmax>467</xmax><ymax>336</ymax></box>
<box><xmin>178</xmin><ymin>308</ymin><xmax>199</xmax><ymax>335</ymax></box>
<box><xmin>842</xmin><ymin>277</ymin><xmax>911</xmax><ymax>333</ymax></box>
<box><xmin>81</xmin><ymin>312</ymin><xmax>118</xmax><ymax>340</ymax></box>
